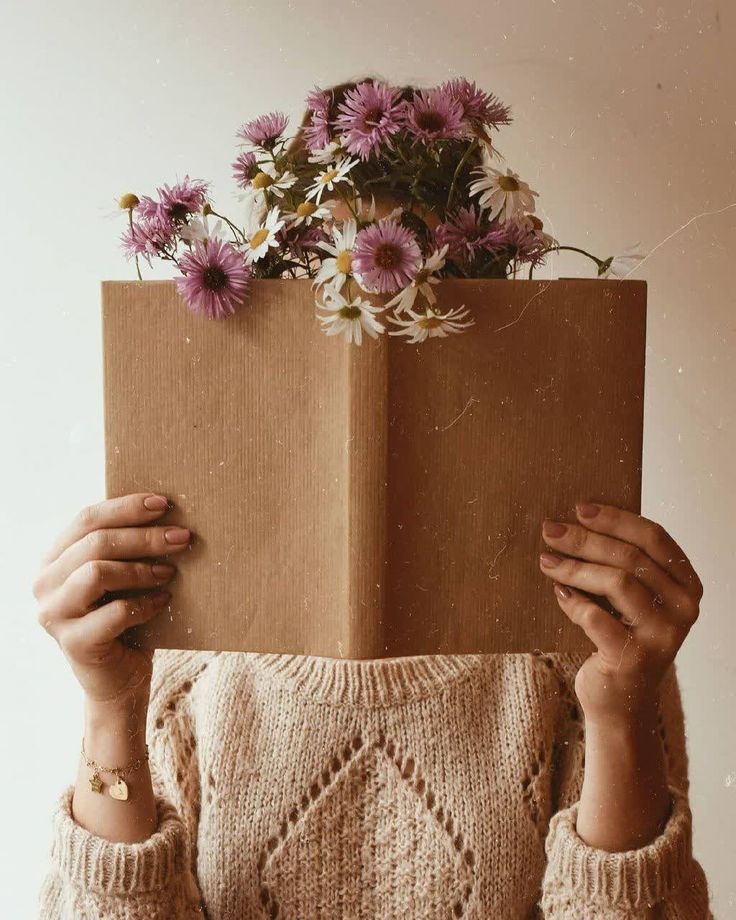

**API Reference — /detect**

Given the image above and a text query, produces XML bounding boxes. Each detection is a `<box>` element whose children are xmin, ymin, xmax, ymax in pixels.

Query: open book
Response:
<box><xmin>102</xmin><ymin>278</ymin><xmax>646</xmax><ymax>657</ymax></box>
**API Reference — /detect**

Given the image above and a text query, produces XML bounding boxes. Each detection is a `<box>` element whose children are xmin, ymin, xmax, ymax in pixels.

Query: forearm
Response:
<box><xmin>577</xmin><ymin>701</ymin><xmax>672</xmax><ymax>851</ymax></box>
<box><xmin>72</xmin><ymin>691</ymin><xmax>158</xmax><ymax>843</ymax></box>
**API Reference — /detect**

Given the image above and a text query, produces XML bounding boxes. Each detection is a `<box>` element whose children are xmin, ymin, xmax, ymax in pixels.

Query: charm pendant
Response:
<box><xmin>109</xmin><ymin>777</ymin><xmax>129</xmax><ymax>801</ymax></box>
<box><xmin>89</xmin><ymin>771</ymin><xmax>103</xmax><ymax>794</ymax></box>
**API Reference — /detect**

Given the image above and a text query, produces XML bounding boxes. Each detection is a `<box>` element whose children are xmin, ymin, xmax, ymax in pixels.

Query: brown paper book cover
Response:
<box><xmin>101</xmin><ymin>278</ymin><xmax>647</xmax><ymax>657</ymax></box>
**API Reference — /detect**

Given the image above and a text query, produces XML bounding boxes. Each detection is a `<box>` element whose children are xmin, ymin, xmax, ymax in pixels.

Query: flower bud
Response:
<box><xmin>118</xmin><ymin>193</ymin><xmax>140</xmax><ymax>210</ymax></box>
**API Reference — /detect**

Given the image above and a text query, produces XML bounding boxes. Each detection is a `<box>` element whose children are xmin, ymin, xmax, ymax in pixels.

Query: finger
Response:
<box><xmin>37</xmin><ymin>492</ymin><xmax>173</xmax><ymax>572</ymax></box>
<box><xmin>573</xmin><ymin>502</ymin><xmax>702</xmax><ymax>595</ymax></box>
<box><xmin>39</xmin><ymin>559</ymin><xmax>177</xmax><ymax>624</ymax></box>
<box><xmin>57</xmin><ymin>591</ymin><xmax>171</xmax><ymax>650</ymax></box>
<box><xmin>541</xmin><ymin>519</ymin><xmax>696</xmax><ymax>621</ymax></box>
<box><xmin>539</xmin><ymin>552</ymin><xmax>668</xmax><ymax>637</ymax></box>
<box><xmin>552</xmin><ymin>581</ymin><xmax>631</xmax><ymax>658</ymax></box>
<box><xmin>40</xmin><ymin>522</ymin><xmax>191</xmax><ymax>594</ymax></box>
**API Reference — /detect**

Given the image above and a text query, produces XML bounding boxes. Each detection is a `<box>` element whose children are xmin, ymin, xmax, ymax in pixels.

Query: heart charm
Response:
<box><xmin>109</xmin><ymin>778</ymin><xmax>129</xmax><ymax>801</ymax></box>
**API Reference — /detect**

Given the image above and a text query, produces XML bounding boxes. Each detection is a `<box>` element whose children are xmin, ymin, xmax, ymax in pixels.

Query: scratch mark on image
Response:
<box><xmin>437</xmin><ymin>396</ymin><xmax>479</xmax><ymax>431</ymax></box>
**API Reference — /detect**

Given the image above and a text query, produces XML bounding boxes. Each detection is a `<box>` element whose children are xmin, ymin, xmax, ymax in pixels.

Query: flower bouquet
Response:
<box><xmin>118</xmin><ymin>77</ymin><xmax>644</xmax><ymax>345</ymax></box>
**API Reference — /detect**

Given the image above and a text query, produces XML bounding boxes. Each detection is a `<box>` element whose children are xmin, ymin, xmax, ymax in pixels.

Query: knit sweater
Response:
<box><xmin>38</xmin><ymin>649</ymin><xmax>712</xmax><ymax>919</ymax></box>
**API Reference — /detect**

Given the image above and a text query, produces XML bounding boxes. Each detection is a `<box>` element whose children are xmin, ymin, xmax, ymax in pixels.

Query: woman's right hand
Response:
<box><xmin>32</xmin><ymin>492</ymin><xmax>192</xmax><ymax>706</ymax></box>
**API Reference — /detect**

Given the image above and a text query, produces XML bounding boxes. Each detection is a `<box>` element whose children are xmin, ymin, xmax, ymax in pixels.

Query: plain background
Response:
<box><xmin>1</xmin><ymin>1</ymin><xmax>734</xmax><ymax>916</ymax></box>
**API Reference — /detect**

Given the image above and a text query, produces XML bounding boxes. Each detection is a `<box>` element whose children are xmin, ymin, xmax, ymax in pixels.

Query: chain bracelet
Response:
<box><xmin>81</xmin><ymin>736</ymin><xmax>150</xmax><ymax>801</ymax></box>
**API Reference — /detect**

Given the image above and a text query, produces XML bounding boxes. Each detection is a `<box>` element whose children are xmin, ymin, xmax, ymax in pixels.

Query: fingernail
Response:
<box><xmin>144</xmin><ymin>495</ymin><xmax>168</xmax><ymax>511</ymax></box>
<box><xmin>576</xmin><ymin>502</ymin><xmax>600</xmax><ymax>518</ymax></box>
<box><xmin>543</xmin><ymin>520</ymin><xmax>567</xmax><ymax>538</ymax></box>
<box><xmin>540</xmin><ymin>552</ymin><xmax>562</xmax><ymax>567</ymax></box>
<box><xmin>164</xmin><ymin>527</ymin><xmax>190</xmax><ymax>544</ymax></box>
<box><xmin>151</xmin><ymin>563</ymin><xmax>176</xmax><ymax>579</ymax></box>
<box><xmin>151</xmin><ymin>590</ymin><xmax>171</xmax><ymax>605</ymax></box>
<box><xmin>554</xmin><ymin>582</ymin><xmax>572</xmax><ymax>598</ymax></box>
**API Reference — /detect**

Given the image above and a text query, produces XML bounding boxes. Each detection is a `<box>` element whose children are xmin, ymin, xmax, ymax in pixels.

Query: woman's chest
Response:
<box><xmin>192</xmin><ymin>672</ymin><xmax>558</xmax><ymax>919</ymax></box>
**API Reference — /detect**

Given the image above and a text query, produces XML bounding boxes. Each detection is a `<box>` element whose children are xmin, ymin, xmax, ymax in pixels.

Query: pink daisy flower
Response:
<box><xmin>237</xmin><ymin>111</ymin><xmax>289</xmax><ymax>148</ymax></box>
<box><xmin>352</xmin><ymin>219</ymin><xmax>422</xmax><ymax>293</ymax></box>
<box><xmin>332</xmin><ymin>81</ymin><xmax>406</xmax><ymax>161</ymax></box>
<box><xmin>175</xmin><ymin>239</ymin><xmax>252</xmax><ymax>319</ymax></box>
<box><xmin>120</xmin><ymin>216</ymin><xmax>175</xmax><ymax>264</ymax></box>
<box><xmin>401</xmin><ymin>87</ymin><xmax>466</xmax><ymax>143</ymax></box>
<box><xmin>302</xmin><ymin>86</ymin><xmax>333</xmax><ymax>152</ymax></box>
<box><xmin>137</xmin><ymin>177</ymin><xmax>209</xmax><ymax>227</ymax></box>
<box><xmin>438</xmin><ymin>78</ymin><xmax>512</xmax><ymax>129</ymax></box>
<box><xmin>496</xmin><ymin>221</ymin><xmax>548</xmax><ymax>268</ymax></box>
<box><xmin>232</xmin><ymin>151</ymin><xmax>258</xmax><ymax>189</ymax></box>
<box><xmin>434</xmin><ymin>205</ymin><xmax>506</xmax><ymax>262</ymax></box>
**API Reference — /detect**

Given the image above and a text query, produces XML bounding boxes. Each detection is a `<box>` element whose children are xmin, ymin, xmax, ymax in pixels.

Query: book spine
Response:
<box><xmin>345</xmin><ymin>333</ymin><xmax>389</xmax><ymax>658</ymax></box>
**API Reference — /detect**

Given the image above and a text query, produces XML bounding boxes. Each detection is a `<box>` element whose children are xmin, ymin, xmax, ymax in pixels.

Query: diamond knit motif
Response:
<box><xmin>258</xmin><ymin>732</ymin><xmax>475</xmax><ymax>919</ymax></box>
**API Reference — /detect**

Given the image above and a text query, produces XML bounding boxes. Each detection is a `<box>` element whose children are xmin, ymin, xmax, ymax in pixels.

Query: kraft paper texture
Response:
<box><xmin>101</xmin><ymin>278</ymin><xmax>647</xmax><ymax>657</ymax></box>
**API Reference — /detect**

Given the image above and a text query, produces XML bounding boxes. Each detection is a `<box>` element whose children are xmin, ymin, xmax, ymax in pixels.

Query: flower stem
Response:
<box><xmin>209</xmin><ymin>209</ymin><xmax>245</xmax><ymax>244</ymax></box>
<box><xmin>528</xmin><ymin>244</ymin><xmax>604</xmax><ymax>279</ymax></box>
<box><xmin>446</xmin><ymin>137</ymin><xmax>479</xmax><ymax>214</ymax></box>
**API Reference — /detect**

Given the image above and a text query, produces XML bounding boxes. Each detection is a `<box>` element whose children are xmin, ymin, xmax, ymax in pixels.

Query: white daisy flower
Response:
<box><xmin>307</xmin><ymin>139</ymin><xmax>346</xmax><ymax>165</ymax></box>
<box><xmin>242</xmin><ymin>205</ymin><xmax>285</xmax><ymax>265</ymax></box>
<box><xmin>312</xmin><ymin>218</ymin><xmax>359</xmax><ymax>292</ymax></box>
<box><xmin>386</xmin><ymin>303</ymin><xmax>475</xmax><ymax>344</ymax></box>
<box><xmin>178</xmin><ymin>212</ymin><xmax>228</xmax><ymax>243</ymax></box>
<box><xmin>598</xmin><ymin>243</ymin><xmax>646</xmax><ymax>278</ymax></box>
<box><xmin>305</xmin><ymin>156</ymin><xmax>360</xmax><ymax>205</ymax></box>
<box><xmin>468</xmin><ymin>166</ymin><xmax>538</xmax><ymax>223</ymax></box>
<box><xmin>315</xmin><ymin>284</ymin><xmax>385</xmax><ymax>345</ymax></box>
<box><xmin>281</xmin><ymin>198</ymin><xmax>338</xmax><ymax>229</ymax></box>
<box><xmin>383</xmin><ymin>244</ymin><xmax>450</xmax><ymax>314</ymax></box>
<box><xmin>249</xmin><ymin>161</ymin><xmax>298</xmax><ymax>200</ymax></box>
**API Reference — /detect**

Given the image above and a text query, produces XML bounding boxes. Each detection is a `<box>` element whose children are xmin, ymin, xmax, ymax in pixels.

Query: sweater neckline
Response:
<box><xmin>249</xmin><ymin>652</ymin><xmax>489</xmax><ymax>707</ymax></box>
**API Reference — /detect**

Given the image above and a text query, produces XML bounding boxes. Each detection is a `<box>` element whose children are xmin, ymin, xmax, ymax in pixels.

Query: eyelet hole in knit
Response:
<box><xmin>521</xmin><ymin>739</ymin><xmax>550</xmax><ymax>840</ymax></box>
<box><xmin>258</xmin><ymin>730</ymin><xmax>476</xmax><ymax>919</ymax></box>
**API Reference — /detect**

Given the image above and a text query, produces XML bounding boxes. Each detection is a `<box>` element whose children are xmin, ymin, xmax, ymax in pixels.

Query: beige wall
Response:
<box><xmin>1</xmin><ymin>0</ymin><xmax>733</xmax><ymax>915</ymax></box>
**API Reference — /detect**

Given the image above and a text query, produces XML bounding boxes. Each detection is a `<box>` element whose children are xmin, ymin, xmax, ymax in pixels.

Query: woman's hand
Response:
<box><xmin>32</xmin><ymin>492</ymin><xmax>192</xmax><ymax>706</ymax></box>
<box><xmin>538</xmin><ymin>501</ymin><xmax>703</xmax><ymax>725</ymax></box>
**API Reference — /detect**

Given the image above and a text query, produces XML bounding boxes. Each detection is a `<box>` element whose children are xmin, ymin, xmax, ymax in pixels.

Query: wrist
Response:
<box><xmin>582</xmin><ymin>695</ymin><xmax>660</xmax><ymax>739</ymax></box>
<box><xmin>84</xmin><ymin>692</ymin><xmax>149</xmax><ymax>749</ymax></box>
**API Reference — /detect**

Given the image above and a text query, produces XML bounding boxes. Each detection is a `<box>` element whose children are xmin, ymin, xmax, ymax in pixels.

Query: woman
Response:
<box><xmin>36</xmin><ymin>79</ymin><xmax>712</xmax><ymax>919</ymax></box>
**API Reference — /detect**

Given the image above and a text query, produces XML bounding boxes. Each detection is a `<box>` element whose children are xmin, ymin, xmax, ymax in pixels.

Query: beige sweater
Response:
<box><xmin>38</xmin><ymin>649</ymin><xmax>712</xmax><ymax>919</ymax></box>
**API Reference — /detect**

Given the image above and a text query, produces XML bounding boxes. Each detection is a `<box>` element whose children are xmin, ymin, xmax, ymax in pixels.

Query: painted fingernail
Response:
<box><xmin>543</xmin><ymin>520</ymin><xmax>567</xmax><ymax>538</ymax></box>
<box><xmin>576</xmin><ymin>502</ymin><xmax>600</xmax><ymax>518</ymax></box>
<box><xmin>165</xmin><ymin>527</ymin><xmax>191</xmax><ymax>544</ymax></box>
<box><xmin>554</xmin><ymin>582</ymin><xmax>572</xmax><ymax>598</ymax></box>
<box><xmin>144</xmin><ymin>495</ymin><xmax>168</xmax><ymax>511</ymax></box>
<box><xmin>540</xmin><ymin>552</ymin><xmax>562</xmax><ymax>567</ymax></box>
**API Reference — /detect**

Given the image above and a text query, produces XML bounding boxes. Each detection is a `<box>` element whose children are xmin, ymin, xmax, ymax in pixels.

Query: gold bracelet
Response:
<box><xmin>81</xmin><ymin>736</ymin><xmax>150</xmax><ymax>801</ymax></box>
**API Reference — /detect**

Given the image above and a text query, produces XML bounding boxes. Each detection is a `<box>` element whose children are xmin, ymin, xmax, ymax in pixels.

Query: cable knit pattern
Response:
<box><xmin>38</xmin><ymin>649</ymin><xmax>712</xmax><ymax>919</ymax></box>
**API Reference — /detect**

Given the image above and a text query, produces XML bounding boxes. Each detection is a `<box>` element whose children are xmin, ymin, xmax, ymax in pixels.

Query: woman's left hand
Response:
<box><xmin>539</xmin><ymin>501</ymin><xmax>703</xmax><ymax>726</ymax></box>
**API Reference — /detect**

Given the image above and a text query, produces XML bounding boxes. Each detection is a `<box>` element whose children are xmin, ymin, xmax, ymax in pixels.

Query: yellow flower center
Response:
<box><xmin>296</xmin><ymin>201</ymin><xmax>317</xmax><ymax>217</ymax></box>
<box><xmin>249</xmin><ymin>228</ymin><xmax>269</xmax><ymax>248</ymax></box>
<box><xmin>321</xmin><ymin>168</ymin><xmax>339</xmax><ymax>185</ymax></box>
<box><xmin>498</xmin><ymin>175</ymin><xmax>520</xmax><ymax>192</ymax></box>
<box><xmin>413</xmin><ymin>268</ymin><xmax>430</xmax><ymax>284</ymax></box>
<box><xmin>118</xmin><ymin>193</ymin><xmax>140</xmax><ymax>210</ymax></box>
<box><xmin>335</xmin><ymin>250</ymin><xmax>352</xmax><ymax>273</ymax></box>
<box><xmin>252</xmin><ymin>172</ymin><xmax>274</xmax><ymax>189</ymax></box>
<box><xmin>418</xmin><ymin>315</ymin><xmax>443</xmax><ymax>329</ymax></box>
<box><xmin>339</xmin><ymin>305</ymin><xmax>362</xmax><ymax>320</ymax></box>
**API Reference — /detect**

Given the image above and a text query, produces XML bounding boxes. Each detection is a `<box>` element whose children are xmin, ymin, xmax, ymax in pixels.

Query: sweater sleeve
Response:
<box><xmin>37</xmin><ymin>649</ymin><xmax>211</xmax><ymax>920</ymax></box>
<box><xmin>539</xmin><ymin>655</ymin><xmax>713</xmax><ymax>919</ymax></box>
